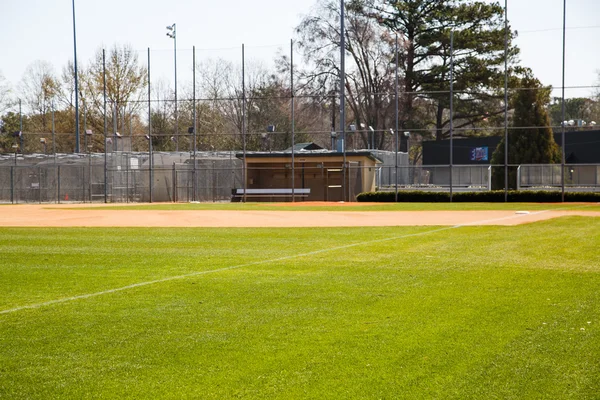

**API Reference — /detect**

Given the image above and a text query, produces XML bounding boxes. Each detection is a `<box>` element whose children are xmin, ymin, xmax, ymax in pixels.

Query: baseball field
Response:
<box><xmin>1</xmin><ymin>202</ymin><xmax>599</xmax><ymax>398</ymax></box>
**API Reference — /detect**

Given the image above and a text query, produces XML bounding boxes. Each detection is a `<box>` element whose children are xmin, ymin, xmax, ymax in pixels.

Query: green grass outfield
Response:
<box><xmin>76</xmin><ymin>201</ymin><xmax>600</xmax><ymax>212</ymax></box>
<box><xmin>1</xmin><ymin>217</ymin><xmax>599</xmax><ymax>398</ymax></box>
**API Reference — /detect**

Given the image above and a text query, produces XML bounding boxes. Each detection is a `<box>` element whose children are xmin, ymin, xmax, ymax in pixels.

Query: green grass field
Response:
<box><xmin>77</xmin><ymin>201</ymin><xmax>600</xmax><ymax>212</ymax></box>
<box><xmin>1</xmin><ymin>216</ymin><xmax>599</xmax><ymax>398</ymax></box>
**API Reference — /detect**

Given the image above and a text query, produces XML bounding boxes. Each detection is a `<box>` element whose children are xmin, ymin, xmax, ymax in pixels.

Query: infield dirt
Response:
<box><xmin>1</xmin><ymin>203</ymin><xmax>598</xmax><ymax>227</ymax></box>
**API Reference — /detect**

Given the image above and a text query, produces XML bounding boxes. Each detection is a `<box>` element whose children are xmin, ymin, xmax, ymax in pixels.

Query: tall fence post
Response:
<box><xmin>10</xmin><ymin>166</ymin><xmax>14</xmax><ymax>204</ymax></box>
<box><xmin>172</xmin><ymin>162</ymin><xmax>176</xmax><ymax>203</ymax></box>
<box><xmin>58</xmin><ymin>165</ymin><xmax>61</xmax><ymax>204</ymax></box>
<box><xmin>39</xmin><ymin>166</ymin><xmax>42</xmax><ymax>203</ymax></box>
<box><xmin>81</xmin><ymin>165</ymin><xmax>85</xmax><ymax>202</ymax></box>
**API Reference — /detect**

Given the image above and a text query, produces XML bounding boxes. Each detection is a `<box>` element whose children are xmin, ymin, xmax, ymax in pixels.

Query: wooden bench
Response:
<box><xmin>231</xmin><ymin>188</ymin><xmax>310</xmax><ymax>201</ymax></box>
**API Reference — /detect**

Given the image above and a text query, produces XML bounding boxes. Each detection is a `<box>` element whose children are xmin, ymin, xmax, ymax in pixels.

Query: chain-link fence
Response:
<box><xmin>0</xmin><ymin>151</ymin><xmax>243</xmax><ymax>204</ymax></box>
<box><xmin>2</xmin><ymin>149</ymin><xmax>599</xmax><ymax>204</ymax></box>
<box><xmin>518</xmin><ymin>164</ymin><xmax>600</xmax><ymax>191</ymax></box>
<box><xmin>376</xmin><ymin>165</ymin><xmax>491</xmax><ymax>192</ymax></box>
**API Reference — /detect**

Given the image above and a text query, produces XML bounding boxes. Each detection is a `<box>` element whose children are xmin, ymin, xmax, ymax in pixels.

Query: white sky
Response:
<box><xmin>1</xmin><ymin>0</ymin><xmax>599</xmax><ymax>101</ymax></box>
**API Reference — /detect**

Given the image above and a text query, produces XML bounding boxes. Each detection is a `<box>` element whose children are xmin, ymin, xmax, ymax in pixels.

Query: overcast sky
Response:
<box><xmin>1</xmin><ymin>0</ymin><xmax>599</xmax><ymax>102</ymax></box>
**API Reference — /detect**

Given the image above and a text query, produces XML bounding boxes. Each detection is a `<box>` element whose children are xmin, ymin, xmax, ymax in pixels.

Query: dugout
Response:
<box><xmin>235</xmin><ymin>143</ymin><xmax>382</xmax><ymax>202</ymax></box>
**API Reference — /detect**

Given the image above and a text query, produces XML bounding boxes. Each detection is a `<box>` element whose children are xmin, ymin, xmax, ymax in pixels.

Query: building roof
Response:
<box><xmin>285</xmin><ymin>142</ymin><xmax>325</xmax><ymax>152</ymax></box>
<box><xmin>236</xmin><ymin>149</ymin><xmax>383</xmax><ymax>163</ymax></box>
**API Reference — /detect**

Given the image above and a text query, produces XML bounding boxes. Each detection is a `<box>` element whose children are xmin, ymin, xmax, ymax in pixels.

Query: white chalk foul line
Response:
<box><xmin>0</xmin><ymin>210</ymin><xmax>546</xmax><ymax>316</ymax></box>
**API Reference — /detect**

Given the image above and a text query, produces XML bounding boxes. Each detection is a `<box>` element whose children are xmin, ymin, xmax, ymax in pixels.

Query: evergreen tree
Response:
<box><xmin>372</xmin><ymin>0</ymin><xmax>521</xmax><ymax>140</ymax></box>
<box><xmin>490</xmin><ymin>73</ymin><xmax>561</xmax><ymax>189</ymax></box>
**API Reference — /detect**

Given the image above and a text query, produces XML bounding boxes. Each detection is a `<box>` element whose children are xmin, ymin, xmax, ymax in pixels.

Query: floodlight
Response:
<box><xmin>166</xmin><ymin>25</ymin><xmax>174</xmax><ymax>30</ymax></box>
<box><xmin>568</xmin><ymin>120</ymin><xmax>575</xmax><ymax>126</ymax></box>
<box><xmin>40</xmin><ymin>138</ymin><xmax>46</xmax><ymax>143</ymax></box>
<box><xmin>266</xmin><ymin>125</ymin><xmax>275</xmax><ymax>133</ymax></box>
<box><xmin>145</xmin><ymin>134</ymin><xmax>150</xmax><ymax>140</ymax></box>
<box><xmin>12</xmin><ymin>144</ymin><xmax>18</xmax><ymax>149</ymax></box>
<box><xmin>404</xmin><ymin>131</ymin><xmax>411</xmax><ymax>137</ymax></box>
<box><xmin>13</xmin><ymin>131</ymin><xmax>22</xmax><ymax>138</ymax></box>
<box><xmin>590</xmin><ymin>121</ymin><xmax>597</xmax><ymax>126</ymax></box>
<box><xmin>330</xmin><ymin>131</ymin><xmax>337</xmax><ymax>138</ymax></box>
<box><xmin>368</xmin><ymin>126</ymin><xmax>375</xmax><ymax>132</ymax></box>
<box><xmin>114</xmin><ymin>132</ymin><xmax>122</xmax><ymax>138</ymax></box>
<box><xmin>85</xmin><ymin>129</ymin><xmax>93</xmax><ymax>135</ymax></box>
<box><xmin>360</xmin><ymin>123</ymin><xmax>366</xmax><ymax>129</ymax></box>
<box><xmin>349</xmin><ymin>124</ymin><xmax>356</xmax><ymax>132</ymax></box>
<box><xmin>261</xmin><ymin>132</ymin><xmax>268</xmax><ymax>139</ymax></box>
<box><xmin>170</xmin><ymin>136</ymin><xmax>177</xmax><ymax>142</ymax></box>
<box><xmin>389</xmin><ymin>128</ymin><xmax>394</xmax><ymax>135</ymax></box>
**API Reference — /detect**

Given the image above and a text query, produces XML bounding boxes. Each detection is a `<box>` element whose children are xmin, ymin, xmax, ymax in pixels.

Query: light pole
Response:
<box><xmin>339</xmin><ymin>0</ymin><xmax>346</xmax><ymax>201</ymax></box>
<box><xmin>86</xmin><ymin>131</ymin><xmax>93</xmax><ymax>202</ymax></box>
<box><xmin>72</xmin><ymin>0</ymin><xmax>80</xmax><ymax>153</ymax></box>
<box><xmin>560</xmin><ymin>0</ymin><xmax>566</xmax><ymax>202</ymax></box>
<box><xmin>19</xmin><ymin>99</ymin><xmax>23</xmax><ymax>151</ymax></box>
<box><xmin>13</xmin><ymin>131</ymin><xmax>21</xmax><ymax>159</ymax></box>
<box><xmin>266</xmin><ymin>125</ymin><xmax>275</xmax><ymax>152</ymax></box>
<box><xmin>166</xmin><ymin>23</ymin><xmax>178</xmax><ymax>152</ymax></box>
<box><xmin>12</xmin><ymin>142</ymin><xmax>19</xmax><ymax>166</ymax></box>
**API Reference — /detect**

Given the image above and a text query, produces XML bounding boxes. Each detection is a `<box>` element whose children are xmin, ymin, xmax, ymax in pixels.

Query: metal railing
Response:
<box><xmin>376</xmin><ymin>165</ymin><xmax>491</xmax><ymax>192</ymax></box>
<box><xmin>517</xmin><ymin>164</ymin><xmax>600</xmax><ymax>191</ymax></box>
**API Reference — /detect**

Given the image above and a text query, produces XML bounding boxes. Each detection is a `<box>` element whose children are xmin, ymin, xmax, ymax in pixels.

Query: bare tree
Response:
<box><xmin>81</xmin><ymin>44</ymin><xmax>148</xmax><ymax>147</ymax></box>
<box><xmin>0</xmin><ymin>71</ymin><xmax>12</xmax><ymax>115</ymax></box>
<box><xmin>195</xmin><ymin>58</ymin><xmax>280</xmax><ymax>150</ymax></box>
<box><xmin>18</xmin><ymin>60</ymin><xmax>59</xmax><ymax>132</ymax></box>
<box><xmin>294</xmin><ymin>0</ymin><xmax>403</xmax><ymax>150</ymax></box>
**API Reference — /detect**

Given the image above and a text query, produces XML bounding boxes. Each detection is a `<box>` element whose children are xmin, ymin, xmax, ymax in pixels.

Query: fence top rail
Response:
<box><xmin>517</xmin><ymin>163</ymin><xmax>600</xmax><ymax>167</ymax></box>
<box><xmin>394</xmin><ymin>164</ymin><xmax>495</xmax><ymax>168</ymax></box>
